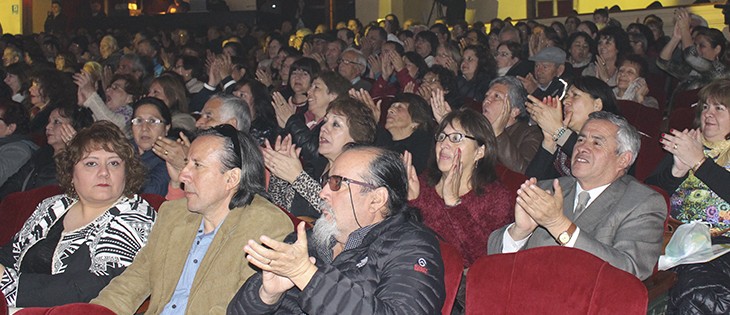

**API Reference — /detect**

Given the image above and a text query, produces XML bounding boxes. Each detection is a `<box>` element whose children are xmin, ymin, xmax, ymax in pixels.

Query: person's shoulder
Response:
<box><xmin>235</xmin><ymin>194</ymin><xmax>294</xmax><ymax>227</ymax></box>
<box><xmin>620</xmin><ymin>175</ymin><xmax>661</xmax><ymax>198</ymax></box>
<box><xmin>156</xmin><ymin>198</ymin><xmax>190</xmax><ymax>220</ymax></box>
<box><xmin>113</xmin><ymin>194</ymin><xmax>156</xmax><ymax>219</ymax></box>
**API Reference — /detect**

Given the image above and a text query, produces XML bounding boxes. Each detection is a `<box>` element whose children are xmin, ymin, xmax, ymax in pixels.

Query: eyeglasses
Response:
<box><xmin>493</xmin><ymin>51</ymin><xmax>511</xmax><ymax>57</ymax></box>
<box><xmin>212</xmin><ymin>124</ymin><xmax>243</xmax><ymax>167</ymax></box>
<box><xmin>131</xmin><ymin>117</ymin><xmax>165</xmax><ymax>126</ymax></box>
<box><xmin>108</xmin><ymin>83</ymin><xmax>125</xmax><ymax>91</ymax></box>
<box><xmin>324</xmin><ymin>175</ymin><xmax>378</xmax><ymax>191</ymax></box>
<box><xmin>436</xmin><ymin>132</ymin><xmax>478</xmax><ymax>144</ymax></box>
<box><xmin>423</xmin><ymin>77</ymin><xmax>440</xmax><ymax>84</ymax></box>
<box><xmin>338</xmin><ymin>59</ymin><xmax>362</xmax><ymax>66</ymax></box>
<box><xmin>323</xmin><ymin>174</ymin><xmax>379</xmax><ymax>229</ymax></box>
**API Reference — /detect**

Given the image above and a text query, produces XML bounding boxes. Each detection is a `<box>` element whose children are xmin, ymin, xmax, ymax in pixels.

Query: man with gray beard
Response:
<box><xmin>228</xmin><ymin>146</ymin><xmax>446</xmax><ymax>314</ymax></box>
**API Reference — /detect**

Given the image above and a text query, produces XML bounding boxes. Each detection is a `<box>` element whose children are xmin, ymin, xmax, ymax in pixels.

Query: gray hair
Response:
<box><xmin>489</xmin><ymin>76</ymin><xmax>529</xmax><ymax>120</ymax></box>
<box><xmin>342</xmin><ymin>48</ymin><xmax>367</xmax><ymax>75</ymax></box>
<box><xmin>119</xmin><ymin>53</ymin><xmax>147</xmax><ymax>78</ymax></box>
<box><xmin>586</xmin><ymin>111</ymin><xmax>641</xmax><ymax>166</ymax></box>
<box><xmin>213</xmin><ymin>94</ymin><xmax>251</xmax><ymax>131</ymax></box>
<box><xmin>499</xmin><ymin>27</ymin><xmax>522</xmax><ymax>44</ymax></box>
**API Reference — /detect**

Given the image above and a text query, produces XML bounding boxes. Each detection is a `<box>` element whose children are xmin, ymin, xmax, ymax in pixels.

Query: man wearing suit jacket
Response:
<box><xmin>487</xmin><ymin>112</ymin><xmax>666</xmax><ymax>280</ymax></box>
<box><xmin>91</xmin><ymin>125</ymin><xmax>293</xmax><ymax>314</ymax></box>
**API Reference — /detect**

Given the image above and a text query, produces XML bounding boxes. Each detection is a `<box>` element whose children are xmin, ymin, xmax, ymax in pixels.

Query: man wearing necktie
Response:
<box><xmin>487</xmin><ymin>111</ymin><xmax>666</xmax><ymax>280</ymax></box>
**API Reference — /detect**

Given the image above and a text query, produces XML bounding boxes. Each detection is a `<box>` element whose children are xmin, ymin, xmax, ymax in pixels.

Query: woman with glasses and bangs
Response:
<box><xmin>408</xmin><ymin>108</ymin><xmax>514</xmax><ymax>268</ymax></box>
<box><xmin>130</xmin><ymin>97</ymin><xmax>172</xmax><ymax>196</ymax></box>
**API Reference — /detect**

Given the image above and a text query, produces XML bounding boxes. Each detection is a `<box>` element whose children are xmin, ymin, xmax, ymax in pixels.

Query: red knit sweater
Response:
<box><xmin>411</xmin><ymin>178</ymin><xmax>515</xmax><ymax>267</ymax></box>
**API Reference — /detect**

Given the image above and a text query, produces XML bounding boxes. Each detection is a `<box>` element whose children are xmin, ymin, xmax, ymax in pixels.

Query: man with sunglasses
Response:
<box><xmin>229</xmin><ymin>146</ymin><xmax>445</xmax><ymax>314</ymax></box>
<box><xmin>92</xmin><ymin>126</ymin><xmax>293</xmax><ymax>314</ymax></box>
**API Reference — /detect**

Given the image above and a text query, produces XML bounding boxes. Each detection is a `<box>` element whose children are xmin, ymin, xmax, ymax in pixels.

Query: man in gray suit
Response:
<box><xmin>487</xmin><ymin>111</ymin><xmax>666</xmax><ymax>280</ymax></box>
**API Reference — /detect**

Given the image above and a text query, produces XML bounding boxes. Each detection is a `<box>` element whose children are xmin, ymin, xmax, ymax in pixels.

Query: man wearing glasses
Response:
<box><xmin>92</xmin><ymin>126</ymin><xmax>293</xmax><ymax>314</ymax></box>
<box><xmin>337</xmin><ymin>48</ymin><xmax>372</xmax><ymax>91</ymax></box>
<box><xmin>229</xmin><ymin>146</ymin><xmax>445</xmax><ymax>314</ymax></box>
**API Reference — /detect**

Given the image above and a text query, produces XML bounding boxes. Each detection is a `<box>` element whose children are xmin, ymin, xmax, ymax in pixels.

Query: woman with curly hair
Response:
<box><xmin>0</xmin><ymin>121</ymin><xmax>156</xmax><ymax>307</ymax></box>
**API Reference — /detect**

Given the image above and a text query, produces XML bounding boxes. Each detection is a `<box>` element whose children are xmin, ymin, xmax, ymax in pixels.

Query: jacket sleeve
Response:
<box><xmin>644</xmin><ymin>154</ymin><xmax>685</xmax><ymax>195</ymax></box>
<box><xmin>693</xmin><ymin>158</ymin><xmax>730</xmax><ymax>202</ymax></box>
<box><xmin>297</xmin><ymin>230</ymin><xmax>445</xmax><ymax>315</ymax></box>
<box><xmin>572</xmin><ymin>190</ymin><xmax>666</xmax><ymax>280</ymax></box>
<box><xmin>0</xmin><ymin>142</ymin><xmax>33</xmax><ymax>186</ymax></box>
<box><xmin>90</xmin><ymin>203</ymin><xmax>170</xmax><ymax>314</ymax></box>
<box><xmin>496</xmin><ymin>123</ymin><xmax>543</xmax><ymax>174</ymax></box>
<box><xmin>141</xmin><ymin>160</ymin><xmax>170</xmax><ymax>196</ymax></box>
<box><xmin>291</xmin><ymin>172</ymin><xmax>323</xmax><ymax>210</ymax></box>
<box><xmin>524</xmin><ymin>147</ymin><xmax>561</xmax><ymax>180</ymax></box>
<box><xmin>285</xmin><ymin>116</ymin><xmax>321</xmax><ymax>167</ymax></box>
<box><xmin>83</xmin><ymin>93</ymin><xmax>127</xmax><ymax>131</ymax></box>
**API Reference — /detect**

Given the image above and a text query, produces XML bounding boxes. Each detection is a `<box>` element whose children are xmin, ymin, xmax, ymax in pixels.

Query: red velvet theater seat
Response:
<box><xmin>439</xmin><ymin>241</ymin><xmax>464</xmax><ymax>315</ymax></box>
<box><xmin>15</xmin><ymin>303</ymin><xmax>116</xmax><ymax>314</ymax></box>
<box><xmin>466</xmin><ymin>246</ymin><xmax>648</xmax><ymax>315</ymax></box>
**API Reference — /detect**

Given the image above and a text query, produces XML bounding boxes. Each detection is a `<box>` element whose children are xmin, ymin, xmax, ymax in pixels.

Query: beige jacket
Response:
<box><xmin>91</xmin><ymin>196</ymin><xmax>294</xmax><ymax>314</ymax></box>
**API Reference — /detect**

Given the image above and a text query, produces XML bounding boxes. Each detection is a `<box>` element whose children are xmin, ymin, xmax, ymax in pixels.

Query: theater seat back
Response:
<box><xmin>466</xmin><ymin>246</ymin><xmax>647</xmax><ymax>315</ymax></box>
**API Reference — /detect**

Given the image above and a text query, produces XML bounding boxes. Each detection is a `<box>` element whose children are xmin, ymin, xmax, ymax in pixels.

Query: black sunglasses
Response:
<box><xmin>324</xmin><ymin>175</ymin><xmax>378</xmax><ymax>191</ymax></box>
<box><xmin>211</xmin><ymin>124</ymin><xmax>242</xmax><ymax>167</ymax></box>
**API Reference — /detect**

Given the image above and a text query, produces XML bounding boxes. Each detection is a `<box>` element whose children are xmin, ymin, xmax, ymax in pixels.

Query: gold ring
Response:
<box><xmin>164</xmin><ymin>150</ymin><xmax>169</xmax><ymax>155</ymax></box>
<box><xmin>673</xmin><ymin>144</ymin><xmax>678</xmax><ymax>150</ymax></box>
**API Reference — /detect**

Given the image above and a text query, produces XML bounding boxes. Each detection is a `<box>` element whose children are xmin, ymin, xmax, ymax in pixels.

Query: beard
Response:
<box><xmin>313</xmin><ymin>200</ymin><xmax>339</xmax><ymax>248</ymax></box>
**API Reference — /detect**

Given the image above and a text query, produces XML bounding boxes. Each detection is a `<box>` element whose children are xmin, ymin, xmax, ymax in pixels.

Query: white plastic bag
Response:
<box><xmin>658</xmin><ymin>221</ymin><xmax>713</xmax><ymax>270</ymax></box>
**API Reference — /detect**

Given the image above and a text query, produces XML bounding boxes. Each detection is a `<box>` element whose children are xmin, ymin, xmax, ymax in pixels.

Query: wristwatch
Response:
<box><xmin>557</xmin><ymin>223</ymin><xmax>577</xmax><ymax>246</ymax></box>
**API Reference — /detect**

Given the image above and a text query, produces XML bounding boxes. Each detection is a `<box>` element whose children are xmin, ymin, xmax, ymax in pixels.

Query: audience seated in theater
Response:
<box><xmin>409</xmin><ymin>108</ymin><xmax>514</xmax><ymax>267</ymax></box>
<box><xmin>173</xmin><ymin>55</ymin><xmax>205</xmax><ymax>95</ymax></box>
<box><xmin>130</xmin><ymin>97</ymin><xmax>172</xmax><ymax>196</ymax></box>
<box><xmin>146</xmin><ymin>72</ymin><xmax>196</xmax><ymax>132</ymax></box>
<box><xmin>229</xmin><ymin>146</ymin><xmax>445</xmax><ymax>314</ymax></box>
<box><xmin>488</xmin><ymin>111</ymin><xmax>666</xmax><ymax>281</ymax></box>
<box><xmin>158</xmin><ymin>94</ymin><xmax>251</xmax><ymax>198</ymax></box>
<box><xmin>75</xmin><ymin>72</ymin><xmax>143</xmax><ymax>135</ymax></box>
<box><xmin>613</xmin><ymin>54</ymin><xmax>659</xmax><ymax>109</ymax></box>
<box><xmin>482</xmin><ymin>76</ymin><xmax>543</xmax><ymax>174</ymax></box>
<box><xmin>360</xmin><ymin>91</ymin><xmax>434</xmax><ymax>174</ymax></box>
<box><xmin>434</xmin><ymin>42</ymin><xmax>462</xmax><ymax>75</ymax></box>
<box><xmin>456</xmin><ymin>45</ymin><xmax>494</xmax><ymax>103</ymax></box>
<box><xmin>91</xmin><ymin>125</ymin><xmax>293</xmax><ymax>314</ymax></box>
<box><xmin>582</xmin><ymin>26</ymin><xmax>630</xmax><ymax>87</ymax></box>
<box><xmin>277</xmin><ymin>57</ymin><xmax>321</xmax><ymax>115</ymax></box>
<box><xmin>338</xmin><ymin>48</ymin><xmax>371</xmax><ymax>91</ymax></box>
<box><xmin>0</xmin><ymin>121</ymin><xmax>156</xmax><ymax>307</ymax></box>
<box><xmin>496</xmin><ymin>41</ymin><xmax>529</xmax><ymax>77</ymax></box>
<box><xmin>230</xmin><ymin>79</ymin><xmax>281</xmax><ymax>145</ymax></box>
<box><xmin>276</xmin><ymin>71</ymin><xmax>350</xmax><ymax>171</ymax></box>
<box><xmin>371</xmin><ymin>49</ymin><xmax>427</xmax><ymax>100</ymax></box>
<box><xmin>0</xmin><ymin>105</ymin><xmax>94</xmax><ymax>199</ymax></box>
<box><xmin>4</xmin><ymin>63</ymin><xmax>31</xmax><ymax>104</ymax></box>
<box><xmin>0</xmin><ymin>100</ymin><xmax>37</xmax><ymax>187</ymax></box>
<box><xmin>566</xmin><ymin>32</ymin><xmax>596</xmax><ymax>77</ymax></box>
<box><xmin>27</xmin><ymin>69</ymin><xmax>77</xmax><ymax>134</ymax></box>
<box><xmin>645</xmin><ymin>79</ymin><xmax>730</xmax><ymax>314</ymax></box>
<box><xmin>658</xmin><ymin>8</ymin><xmax>729</xmax><ymax>94</ymax></box>
<box><xmin>266</xmin><ymin>97</ymin><xmax>376</xmax><ymax>219</ymax></box>
<box><xmin>519</xmin><ymin>47</ymin><xmax>570</xmax><ymax>100</ymax></box>
<box><xmin>414</xmin><ymin>65</ymin><xmax>461</xmax><ymax>110</ymax></box>
<box><xmin>525</xmin><ymin>76</ymin><xmax>621</xmax><ymax>180</ymax></box>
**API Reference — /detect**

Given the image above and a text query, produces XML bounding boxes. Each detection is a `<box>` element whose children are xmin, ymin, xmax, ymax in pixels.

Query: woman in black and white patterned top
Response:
<box><xmin>0</xmin><ymin>121</ymin><xmax>156</xmax><ymax>307</ymax></box>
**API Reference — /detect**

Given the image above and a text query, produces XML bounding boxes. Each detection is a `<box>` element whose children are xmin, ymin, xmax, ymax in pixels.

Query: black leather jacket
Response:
<box><xmin>228</xmin><ymin>211</ymin><xmax>446</xmax><ymax>314</ymax></box>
